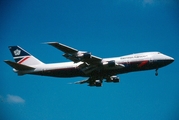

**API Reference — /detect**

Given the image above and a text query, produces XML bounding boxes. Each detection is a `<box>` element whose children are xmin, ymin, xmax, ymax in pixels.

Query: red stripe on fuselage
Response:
<box><xmin>18</xmin><ymin>56</ymin><xmax>30</xmax><ymax>64</ymax></box>
<box><xmin>138</xmin><ymin>61</ymin><xmax>148</xmax><ymax>68</ymax></box>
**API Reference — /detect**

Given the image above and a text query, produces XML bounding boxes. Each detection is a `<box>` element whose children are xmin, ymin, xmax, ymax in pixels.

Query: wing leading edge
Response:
<box><xmin>46</xmin><ymin>42</ymin><xmax>102</xmax><ymax>64</ymax></box>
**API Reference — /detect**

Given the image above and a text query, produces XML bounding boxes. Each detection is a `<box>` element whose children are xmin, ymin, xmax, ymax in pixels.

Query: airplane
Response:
<box><xmin>4</xmin><ymin>42</ymin><xmax>174</xmax><ymax>87</ymax></box>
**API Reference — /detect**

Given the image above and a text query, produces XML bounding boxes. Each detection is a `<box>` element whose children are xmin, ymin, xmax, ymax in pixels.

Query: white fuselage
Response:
<box><xmin>15</xmin><ymin>52</ymin><xmax>174</xmax><ymax>77</ymax></box>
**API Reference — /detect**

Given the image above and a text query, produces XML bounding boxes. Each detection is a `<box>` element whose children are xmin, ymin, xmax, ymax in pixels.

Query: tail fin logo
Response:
<box><xmin>14</xmin><ymin>49</ymin><xmax>21</xmax><ymax>56</ymax></box>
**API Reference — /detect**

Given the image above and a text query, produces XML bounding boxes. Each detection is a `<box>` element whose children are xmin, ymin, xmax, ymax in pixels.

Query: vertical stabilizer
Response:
<box><xmin>8</xmin><ymin>46</ymin><xmax>44</xmax><ymax>66</ymax></box>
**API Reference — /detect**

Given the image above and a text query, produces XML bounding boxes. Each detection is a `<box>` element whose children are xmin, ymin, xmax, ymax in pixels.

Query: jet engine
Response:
<box><xmin>95</xmin><ymin>80</ymin><xmax>102</xmax><ymax>87</ymax></box>
<box><xmin>106</xmin><ymin>76</ymin><xmax>120</xmax><ymax>83</ymax></box>
<box><xmin>76</xmin><ymin>51</ymin><xmax>91</xmax><ymax>59</ymax></box>
<box><xmin>63</xmin><ymin>51</ymin><xmax>91</xmax><ymax>62</ymax></box>
<box><xmin>88</xmin><ymin>80</ymin><xmax>102</xmax><ymax>87</ymax></box>
<box><xmin>102</xmin><ymin>60</ymin><xmax>116</xmax><ymax>67</ymax></box>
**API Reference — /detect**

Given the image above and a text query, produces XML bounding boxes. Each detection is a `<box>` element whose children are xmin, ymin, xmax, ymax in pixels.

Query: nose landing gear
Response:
<box><xmin>155</xmin><ymin>69</ymin><xmax>158</xmax><ymax>76</ymax></box>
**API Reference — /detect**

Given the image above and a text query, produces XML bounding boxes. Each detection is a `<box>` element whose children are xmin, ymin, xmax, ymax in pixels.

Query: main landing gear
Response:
<box><xmin>155</xmin><ymin>69</ymin><xmax>158</xmax><ymax>76</ymax></box>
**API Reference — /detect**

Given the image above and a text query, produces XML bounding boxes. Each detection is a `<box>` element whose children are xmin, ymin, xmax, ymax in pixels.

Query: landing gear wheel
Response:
<box><xmin>155</xmin><ymin>69</ymin><xmax>158</xmax><ymax>76</ymax></box>
<box><xmin>95</xmin><ymin>80</ymin><xmax>102</xmax><ymax>87</ymax></box>
<box><xmin>155</xmin><ymin>72</ymin><xmax>158</xmax><ymax>76</ymax></box>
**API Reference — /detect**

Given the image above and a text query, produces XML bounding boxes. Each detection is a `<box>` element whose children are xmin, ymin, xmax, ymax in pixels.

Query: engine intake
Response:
<box><xmin>88</xmin><ymin>80</ymin><xmax>102</xmax><ymax>87</ymax></box>
<box><xmin>82</xmin><ymin>53</ymin><xmax>91</xmax><ymax>59</ymax></box>
<box><xmin>108</xmin><ymin>60</ymin><xmax>116</xmax><ymax>67</ymax></box>
<box><xmin>106</xmin><ymin>76</ymin><xmax>120</xmax><ymax>83</ymax></box>
<box><xmin>102</xmin><ymin>60</ymin><xmax>116</xmax><ymax>67</ymax></box>
<box><xmin>76</xmin><ymin>52</ymin><xmax>91</xmax><ymax>59</ymax></box>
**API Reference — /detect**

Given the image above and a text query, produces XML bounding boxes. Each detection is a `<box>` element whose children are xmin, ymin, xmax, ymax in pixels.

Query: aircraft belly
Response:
<box><xmin>55</xmin><ymin>68</ymin><xmax>86</xmax><ymax>77</ymax></box>
<box><xmin>32</xmin><ymin>67</ymin><xmax>86</xmax><ymax>78</ymax></box>
<box><xmin>51</xmin><ymin>68</ymin><xmax>86</xmax><ymax>77</ymax></box>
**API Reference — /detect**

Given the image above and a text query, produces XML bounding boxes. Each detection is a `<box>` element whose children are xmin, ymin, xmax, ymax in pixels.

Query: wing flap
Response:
<box><xmin>4</xmin><ymin>60</ymin><xmax>35</xmax><ymax>70</ymax></box>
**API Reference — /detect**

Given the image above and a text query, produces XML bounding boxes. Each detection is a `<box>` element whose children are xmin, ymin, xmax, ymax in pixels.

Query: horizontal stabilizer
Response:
<box><xmin>4</xmin><ymin>60</ymin><xmax>35</xmax><ymax>70</ymax></box>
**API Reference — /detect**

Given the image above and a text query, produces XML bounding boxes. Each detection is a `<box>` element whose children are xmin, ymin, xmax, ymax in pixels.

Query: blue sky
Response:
<box><xmin>1</xmin><ymin>0</ymin><xmax>179</xmax><ymax>120</ymax></box>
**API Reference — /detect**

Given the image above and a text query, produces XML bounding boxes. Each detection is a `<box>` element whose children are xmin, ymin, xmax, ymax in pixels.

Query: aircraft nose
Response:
<box><xmin>170</xmin><ymin>57</ymin><xmax>174</xmax><ymax>62</ymax></box>
<box><xmin>166</xmin><ymin>56</ymin><xmax>174</xmax><ymax>64</ymax></box>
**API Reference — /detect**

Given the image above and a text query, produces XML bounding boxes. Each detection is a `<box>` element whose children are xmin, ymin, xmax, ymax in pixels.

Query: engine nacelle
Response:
<box><xmin>76</xmin><ymin>51</ymin><xmax>91</xmax><ymax>59</ymax></box>
<box><xmin>88</xmin><ymin>80</ymin><xmax>102</xmax><ymax>87</ymax></box>
<box><xmin>95</xmin><ymin>80</ymin><xmax>102</xmax><ymax>87</ymax></box>
<box><xmin>82</xmin><ymin>53</ymin><xmax>91</xmax><ymax>59</ymax></box>
<box><xmin>106</xmin><ymin>76</ymin><xmax>120</xmax><ymax>83</ymax></box>
<box><xmin>102</xmin><ymin>60</ymin><xmax>116</xmax><ymax>67</ymax></box>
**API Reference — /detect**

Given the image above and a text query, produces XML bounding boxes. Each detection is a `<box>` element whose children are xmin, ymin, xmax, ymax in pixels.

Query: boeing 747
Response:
<box><xmin>4</xmin><ymin>42</ymin><xmax>174</xmax><ymax>87</ymax></box>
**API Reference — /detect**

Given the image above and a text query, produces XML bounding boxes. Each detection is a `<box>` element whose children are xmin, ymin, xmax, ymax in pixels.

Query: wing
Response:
<box><xmin>46</xmin><ymin>42</ymin><xmax>102</xmax><ymax>64</ymax></box>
